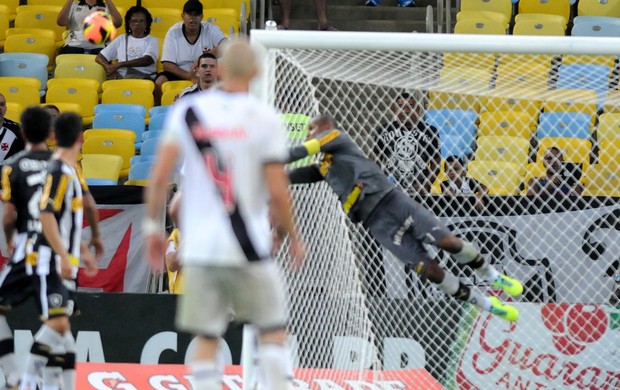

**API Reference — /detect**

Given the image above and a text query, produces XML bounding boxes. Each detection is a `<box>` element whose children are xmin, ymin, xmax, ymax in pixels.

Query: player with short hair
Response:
<box><xmin>19</xmin><ymin>113</ymin><xmax>98</xmax><ymax>390</ymax></box>
<box><xmin>144</xmin><ymin>40</ymin><xmax>304</xmax><ymax>389</ymax></box>
<box><xmin>288</xmin><ymin>114</ymin><xmax>523</xmax><ymax>322</ymax></box>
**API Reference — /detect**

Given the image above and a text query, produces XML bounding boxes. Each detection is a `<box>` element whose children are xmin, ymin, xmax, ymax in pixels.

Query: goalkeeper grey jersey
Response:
<box><xmin>288</xmin><ymin>129</ymin><xmax>394</xmax><ymax>222</ymax></box>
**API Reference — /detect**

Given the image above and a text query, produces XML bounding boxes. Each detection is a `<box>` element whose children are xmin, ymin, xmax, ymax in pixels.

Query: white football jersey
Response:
<box><xmin>162</xmin><ymin>89</ymin><xmax>288</xmax><ymax>266</ymax></box>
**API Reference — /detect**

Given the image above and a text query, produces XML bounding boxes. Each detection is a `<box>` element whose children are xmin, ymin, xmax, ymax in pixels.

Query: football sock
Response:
<box><xmin>61</xmin><ymin>331</ymin><xmax>76</xmax><ymax>390</ymax></box>
<box><xmin>453</xmin><ymin>242</ymin><xmax>500</xmax><ymax>282</ymax></box>
<box><xmin>258</xmin><ymin>343</ymin><xmax>293</xmax><ymax>390</ymax></box>
<box><xmin>0</xmin><ymin>316</ymin><xmax>19</xmax><ymax>387</ymax></box>
<box><xmin>20</xmin><ymin>326</ymin><xmax>64</xmax><ymax>390</ymax></box>
<box><xmin>190</xmin><ymin>360</ymin><xmax>221</xmax><ymax>390</ymax></box>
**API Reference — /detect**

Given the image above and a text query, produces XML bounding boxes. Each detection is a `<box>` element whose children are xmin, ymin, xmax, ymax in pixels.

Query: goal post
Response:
<box><xmin>251</xmin><ymin>30</ymin><xmax>620</xmax><ymax>389</ymax></box>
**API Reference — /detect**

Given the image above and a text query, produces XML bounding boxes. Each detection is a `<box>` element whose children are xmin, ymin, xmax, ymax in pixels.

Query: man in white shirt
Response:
<box><xmin>153</xmin><ymin>0</ymin><xmax>227</xmax><ymax>104</ymax></box>
<box><xmin>144</xmin><ymin>40</ymin><xmax>304</xmax><ymax>389</ymax></box>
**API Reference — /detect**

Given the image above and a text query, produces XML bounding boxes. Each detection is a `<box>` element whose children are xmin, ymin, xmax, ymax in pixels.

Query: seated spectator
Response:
<box><xmin>57</xmin><ymin>0</ymin><xmax>123</xmax><ymax>55</ymax></box>
<box><xmin>42</xmin><ymin>105</ymin><xmax>60</xmax><ymax>150</ymax></box>
<box><xmin>277</xmin><ymin>0</ymin><xmax>337</xmax><ymax>31</ymax></box>
<box><xmin>96</xmin><ymin>6</ymin><xmax>159</xmax><ymax>80</ymax></box>
<box><xmin>527</xmin><ymin>147</ymin><xmax>584</xmax><ymax>196</ymax></box>
<box><xmin>441</xmin><ymin>155</ymin><xmax>488</xmax><ymax>211</ymax></box>
<box><xmin>0</xmin><ymin>94</ymin><xmax>24</xmax><ymax>164</ymax></box>
<box><xmin>365</xmin><ymin>0</ymin><xmax>414</xmax><ymax>7</ymax></box>
<box><xmin>154</xmin><ymin>0</ymin><xmax>227</xmax><ymax>105</ymax></box>
<box><xmin>177</xmin><ymin>53</ymin><xmax>218</xmax><ymax>99</ymax></box>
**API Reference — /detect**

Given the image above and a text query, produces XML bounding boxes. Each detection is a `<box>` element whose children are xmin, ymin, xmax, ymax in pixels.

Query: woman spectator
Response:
<box><xmin>58</xmin><ymin>0</ymin><xmax>123</xmax><ymax>54</ymax></box>
<box><xmin>96</xmin><ymin>6</ymin><xmax>159</xmax><ymax>80</ymax></box>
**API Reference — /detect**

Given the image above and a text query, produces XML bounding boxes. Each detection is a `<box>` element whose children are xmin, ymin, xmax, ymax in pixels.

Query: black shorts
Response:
<box><xmin>30</xmin><ymin>246</ymin><xmax>76</xmax><ymax>319</ymax></box>
<box><xmin>0</xmin><ymin>261</ymin><xmax>34</xmax><ymax>311</ymax></box>
<box><xmin>364</xmin><ymin>189</ymin><xmax>451</xmax><ymax>270</ymax></box>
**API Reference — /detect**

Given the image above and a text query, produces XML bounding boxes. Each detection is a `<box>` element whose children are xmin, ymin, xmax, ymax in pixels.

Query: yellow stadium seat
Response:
<box><xmin>82</xmin><ymin>137</ymin><xmax>135</xmax><ymax>178</ymax></box>
<box><xmin>428</xmin><ymin>91</ymin><xmax>481</xmax><ymax>111</ymax></box>
<box><xmin>142</xmin><ymin>0</ymin><xmax>185</xmax><ymax>8</ymax></box>
<box><xmin>460</xmin><ymin>0</ymin><xmax>512</xmax><ymax>22</ymax></box>
<box><xmin>24</xmin><ymin>0</ymin><xmax>65</xmax><ymax>6</ymax></box>
<box><xmin>578</xmin><ymin>0</ymin><xmax>620</xmax><ymax>17</ymax></box>
<box><xmin>0</xmin><ymin>12</ymin><xmax>8</xmax><ymax>49</ymax></box>
<box><xmin>15</xmin><ymin>5</ymin><xmax>62</xmax><ymax>14</ymax></box>
<box><xmin>542</xmin><ymin>89</ymin><xmax>598</xmax><ymax>125</ymax></box>
<box><xmin>513</xmin><ymin>19</ymin><xmax>566</xmax><ymax>36</ymax></box>
<box><xmin>480</xmin><ymin>94</ymin><xmax>541</xmax><ymax>127</ymax></box>
<box><xmin>475</xmin><ymin>135</ymin><xmax>531</xmax><ymax>171</ymax></box>
<box><xmin>597</xmin><ymin>112</ymin><xmax>620</xmax><ymax>141</ymax></box>
<box><xmin>81</xmin><ymin>154</ymin><xmax>124</xmax><ymax>182</ymax></box>
<box><xmin>54</xmin><ymin>61</ymin><xmax>107</xmax><ymax>91</ymax></box>
<box><xmin>161</xmin><ymin>80</ymin><xmax>192</xmax><ymax>94</ymax></box>
<box><xmin>604</xmin><ymin>90</ymin><xmax>620</xmax><ymax>113</ymax></box>
<box><xmin>84</xmin><ymin>129</ymin><xmax>137</xmax><ymax>144</ymax></box>
<box><xmin>161</xmin><ymin>88</ymin><xmax>184</xmax><ymax>106</ymax></box>
<box><xmin>46</xmin><ymin>78</ymin><xmax>99</xmax><ymax>125</ymax></box>
<box><xmin>5</xmin><ymin>101</ymin><xmax>23</xmax><ymax>123</ymax></box>
<box><xmin>39</xmin><ymin>102</ymin><xmax>81</xmax><ymax>114</ymax></box>
<box><xmin>439</xmin><ymin>67</ymin><xmax>493</xmax><ymax>93</ymax></box>
<box><xmin>206</xmin><ymin>11</ymin><xmax>239</xmax><ymax>37</ymax></box>
<box><xmin>6</xmin><ymin>27</ymin><xmax>56</xmax><ymax>43</ymax></box>
<box><xmin>478</xmin><ymin>111</ymin><xmax>536</xmax><ymax>138</ymax></box>
<box><xmin>457</xmin><ymin>10</ymin><xmax>509</xmax><ymax>28</ymax></box>
<box><xmin>149</xmin><ymin>7</ymin><xmax>182</xmax><ymax>37</ymax></box>
<box><xmin>537</xmin><ymin>137</ymin><xmax>593</xmax><ymax>170</ymax></box>
<box><xmin>519</xmin><ymin>0</ymin><xmax>570</xmax><ymax>23</ymax></box>
<box><xmin>55</xmin><ymin>53</ymin><xmax>98</xmax><ymax>65</ymax></box>
<box><xmin>443</xmin><ymin>52</ymin><xmax>497</xmax><ymax>71</ymax></box>
<box><xmin>203</xmin><ymin>0</ymin><xmax>250</xmax><ymax>21</ymax></box>
<box><xmin>454</xmin><ymin>18</ymin><xmax>507</xmax><ymax>34</ymax></box>
<box><xmin>4</xmin><ymin>33</ymin><xmax>56</xmax><ymax>70</ymax></box>
<box><xmin>101</xmin><ymin>87</ymin><xmax>154</xmax><ymax>111</ymax></box>
<box><xmin>582</xmin><ymin>164</ymin><xmax>620</xmax><ymax>196</ymax></box>
<box><xmin>467</xmin><ymin>160</ymin><xmax>524</xmax><ymax>195</ymax></box>
<box><xmin>102</xmin><ymin>79</ymin><xmax>155</xmax><ymax>93</ymax></box>
<box><xmin>514</xmin><ymin>12</ymin><xmax>567</xmax><ymax>28</ymax></box>
<box><xmin>0</xmin><ymin>77</ymin><xmax>41</xmax><ymax>107</ymax></box>
<box><xmin>599</xmin><ymin>139</ymin><xmax>620</xmax><ymax>165</ymax></box>
<box><xmin>0</xmin><ymin>0</ymin><xmax>19</xmax><ymax>21</ymax></box>
<box><xmin>15</xmin><ymin>9</ymin><xmax>66</xmax><ymax>45</ymax></box>
<box><xmin>495</xmin><ymin>62</ymin><xmax>551</xmax><ymax>92</ymax></box>
<box><xmin>104</xmin><ymin>0</ymin><xmax>136</xmax><ymax>10</ymax></box>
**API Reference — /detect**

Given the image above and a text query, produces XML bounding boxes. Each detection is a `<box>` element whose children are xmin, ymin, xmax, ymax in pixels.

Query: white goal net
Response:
<box><xmin>254</xmin><ymin>31</ymin><xmax>620</xmax><ymax>389</ymax></box>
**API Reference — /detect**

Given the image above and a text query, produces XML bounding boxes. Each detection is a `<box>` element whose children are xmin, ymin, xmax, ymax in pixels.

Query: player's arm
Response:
<box><xmin>144</xmin><ymin>138</ymin><xmax>180</xmax><ymax>272</ymax></box>
<box><xmin>288</xmin><ymin>165</ymin><xmax>324</xmax><ymax>185</ymax></box>
<box><xmin>1</xmin><ymin>165</ymin><xmax>17</xmax><ymax>255</ymax></box>
<box><xmin>287</xmin><ymin>130</ymin><xmax>345</xmax><ymax>163</ymax></box>
<box><xmin>39</xmin><ymin>170</ymin><xmax>73</xmax><ymax>280</ymax></box>
<box><xmin>162</xmin><ymin>62</ymin><xmax>192</xmax><ymax>81</ymax></box>
<box><xmin>265</xmin><ymin>163</ymin><xmax>304</xmax><ymax>266</ymax></box>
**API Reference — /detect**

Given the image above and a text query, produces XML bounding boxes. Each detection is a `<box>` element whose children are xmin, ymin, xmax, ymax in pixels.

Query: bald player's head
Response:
<box><xmin>219</xmin><ymin>39</ymin><xmax>258</xmax><ymax>81</ymax></box>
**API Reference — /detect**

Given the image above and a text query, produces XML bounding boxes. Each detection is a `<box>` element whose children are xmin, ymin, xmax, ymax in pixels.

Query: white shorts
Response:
<box><xmin>175</xmin><ymin>260</ymin><xmax>288</xmax><ymax>337</ymax></box>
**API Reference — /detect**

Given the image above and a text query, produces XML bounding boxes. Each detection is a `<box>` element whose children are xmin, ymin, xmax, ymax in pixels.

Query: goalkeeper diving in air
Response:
<box><xmin>287</xmin><ymin>114</ymin><xmax>523</xmax><ymax>322</ymax></box>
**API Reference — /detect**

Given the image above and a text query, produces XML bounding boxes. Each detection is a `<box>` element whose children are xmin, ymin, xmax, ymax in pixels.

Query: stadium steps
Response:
<box><xmin>271</xmin><ymin>0</ymin><xmax>458</xmax><ymax>33</ymax></box>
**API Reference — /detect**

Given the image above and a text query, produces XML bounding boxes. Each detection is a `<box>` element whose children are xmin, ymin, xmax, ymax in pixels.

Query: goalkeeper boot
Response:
<box><xmin>398</xmin><ymin>0</ymin><xmax>415</xmax><ymax>7</ymax></box>
<box><xmin>492</xmin><ymin>274</ymin><xmax>524</xmax><ymax>298</ymax></box>
<box><xmin>489</xmin><ymin>297</ymin><xmax>519</xmax><ymax>322</ymax></box>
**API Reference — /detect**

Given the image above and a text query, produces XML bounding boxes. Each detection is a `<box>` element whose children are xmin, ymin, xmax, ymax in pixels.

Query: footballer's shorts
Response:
<box><xmin>30</xmin><ymin>245</ymin><xmax>75</xmax><ymax>319</ymax></box>
<box><xmin>176</xmin><ymin>260</ymin><xmax>288</xmax><ymax>338</ymax></box>
<box><xmin>363</xmin><ymin>188</ymin><xmax>451</xmax><ymax>273</ymax></box>
<box><xmin>0</xmin><ymin>260</ymin><xmax>34</xmax><ymax>312</ymax></box>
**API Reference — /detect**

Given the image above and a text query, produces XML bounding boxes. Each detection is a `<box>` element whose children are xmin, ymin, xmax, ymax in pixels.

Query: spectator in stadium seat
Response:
<box><xmin>43</xmin><ymin>105</ymin><xmax>60</xmax><ymax>150</ymax></box>
<box><xmin>153</xmin><ymin>0</ymin><xmax>227</xmax><ymax>105</ymax></box>
<box><xmin>527</xmin><ymin>147</ymin><xmax>584</xmax><ymax>196</ymax></box>
<box><xmin>96</xmin><ymin>6</ymin><xmax>159</xmax><ymax>80</ymax></box>
<box><xmin>365</xmin><ymin>0</ymin><xmax>415</xmax><ymax>7</ymax></box>
<box><xmin>441</xmin><ymin>155</ymin><xmax>488</xmax><ymax>211</ymax></box>
<box><xmin>277</xmin><ymin>0</ymin><xmax>338</xmax><ymax>31</ymax></box>
<box><xmin>0</xmin><ymin>93</ymin><xmax>25</xmax><ymax>164</ymax></box>
<box><xmin>177</xmin><ymin>52</ymin><xmax>219</xmax><ymax>99</ymax></box>
<box><xmin>58</xmin><ymin>0</ymin><xmax>123</xmax><ymax>54</ymax></box>
<box><xmin>374</xmin><ymin>92</ymin><xmax>441</xmax><ymax>196</ymax></box>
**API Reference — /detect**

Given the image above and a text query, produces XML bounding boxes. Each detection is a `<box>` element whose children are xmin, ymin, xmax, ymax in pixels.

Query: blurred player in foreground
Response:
<box><xmin>287</xmin><ymin>114</ymin><xmax>523</xmax><ymax>322</ymax></box>
<box><xmin>144</xmin><ymin>39</ymin><xmax>304</xmax><ymax>389</ymax></box>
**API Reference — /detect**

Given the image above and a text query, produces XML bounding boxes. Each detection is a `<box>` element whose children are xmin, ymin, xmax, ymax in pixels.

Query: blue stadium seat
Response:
<box><xmin>92</xmin><ymin>111</ymin><xmax>146</xmax><ymax>150</ymax></box>
<box><xmin>128</xmin><ymin>161</ymin><xmax>153</xmax><ymax>181</ymax></box>
<box><xmin>425</xmin><ymin>109</ymin><xmax>478</xmax><ymax>157</ymax></box>
<box><xmin>148</xmin><ymin>113</ymin><xmax>167</xmax><ymax>132</ymax></box>
<box><xmin>536</xmin><ymin>112</ymin><xmax>592</xmax><ymax>139</ymax></box>
<box><xmin>148</xmin><ymin>105</ymin><xmax>171</xmax><ymax>117</ymax></box>
<box><xmin>86</xmin><ymin>178</ymin><xmax>117</xmax><ymax>186</ymax></box>
<box><xmin>142</xmin><ymin>130</ymin><xmax>163</xmax><ymax>142</ymax></box>
<box><xmin>571</xmin><ymin>20</ymin><xmax>620</xmax><ymax>36</ymax></box>
<box><xmin>0</xmin><ymin>53</ymin><xmax>48</xmax><ymax>97</ymax></box>
<box><xmin>94</xmin><ymin>103</ymin><xmax>147</xmax><ymax>117</ymax></box>
<box><xmin>556</xmin><ymin>64</ymin><xmax>610</xmax><ymax>105</ymax></box>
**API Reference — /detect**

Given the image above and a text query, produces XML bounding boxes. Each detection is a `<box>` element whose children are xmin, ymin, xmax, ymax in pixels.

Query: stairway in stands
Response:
<box><xmin>269</xmin><ymin>0</ymin><xmax>456</xmax><ymax>33</ymax></box>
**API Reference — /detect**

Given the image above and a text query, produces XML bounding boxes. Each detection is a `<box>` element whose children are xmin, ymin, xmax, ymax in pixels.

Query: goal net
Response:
<box><xmin>253</xmin><ymin>31</ymin><xmax>620</xmax><ymax>389</ymax></box>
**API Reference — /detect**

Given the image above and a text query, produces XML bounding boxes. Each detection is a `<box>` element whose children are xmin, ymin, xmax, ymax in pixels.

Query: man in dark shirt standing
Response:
<box><xmin>0</xmin><ymin>94</ymin><xmax>25</xmax><ymax>164</ymax></box>
<box><xmin>374</xmin><ymin>92</ymin><xmax>440</xmax><ymax>195</ymax></box>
